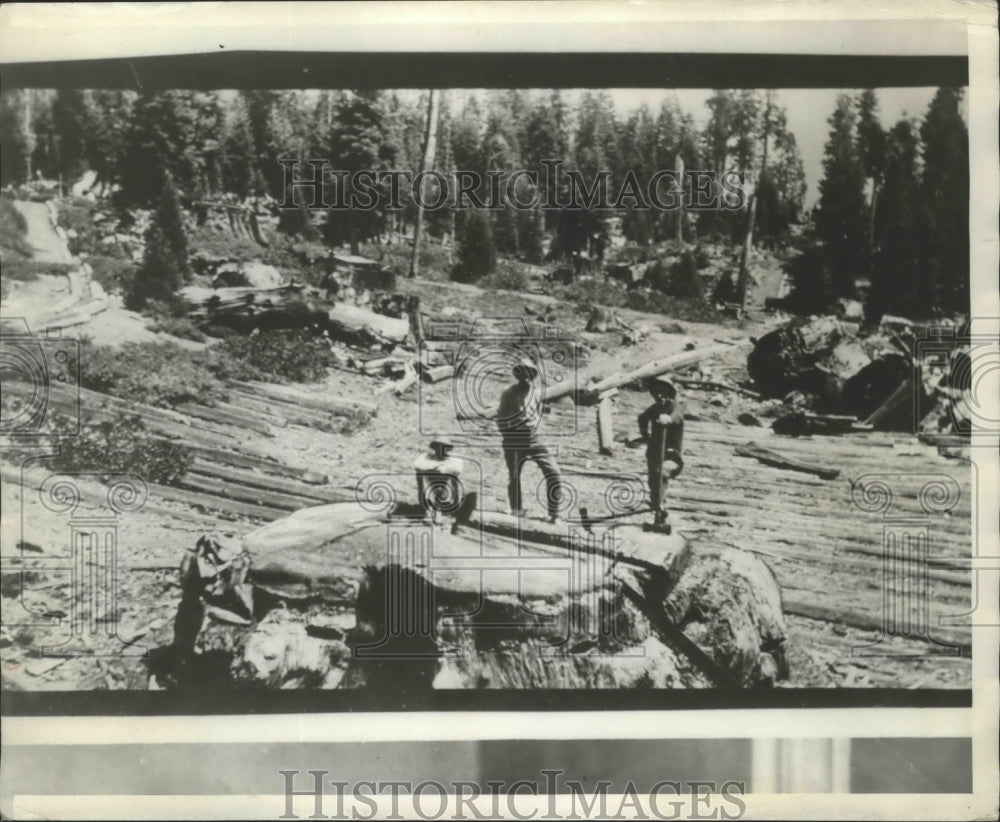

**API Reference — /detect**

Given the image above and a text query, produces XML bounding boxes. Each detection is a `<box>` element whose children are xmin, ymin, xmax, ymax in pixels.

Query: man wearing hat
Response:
<box><xmin>638</xmin><ymin>376</ymin><xmax>685</xmax><ymax>528</ymax></box>
<box><xmin>413</xmin><ymin>436</ymin><xmax>464</xmax><ymax>524</ymax></box>
<box><xmin>496</xmin><ymin>357</ymin><xmax>564</xmax><ymax>523</ymax></box>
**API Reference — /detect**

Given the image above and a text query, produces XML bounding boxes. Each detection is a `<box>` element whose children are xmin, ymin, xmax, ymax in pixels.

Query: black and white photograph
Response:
<box><xmin>0</xmin><ymin>2</ymin><xmax>996</xmax><ymax>819</ymax></box>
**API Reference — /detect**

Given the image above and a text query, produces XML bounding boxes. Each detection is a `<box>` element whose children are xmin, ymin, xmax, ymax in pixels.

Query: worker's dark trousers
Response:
<box><xmin>647</xmin><ymin>452</ymin><xmax>668</xmax><ymax>522</ymax></box>
<box><xmin>502</xmin><ymin>442</ymin><xmax>563</xmax><ymax>518</ymax></box>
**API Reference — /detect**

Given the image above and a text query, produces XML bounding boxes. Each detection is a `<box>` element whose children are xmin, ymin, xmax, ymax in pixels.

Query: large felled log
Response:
<box><xmin>327</xmin><ymin>302</ymin><xmax>410</xmax><ymax>346</ymax></box>
<box><xmin>147</xmin><ymin>483</ymin><xmax>286</xmax><ymax>521</ymax></box>
<box><xmin>734</xmin><ymin>442</ymin><xmax>841</xmax><ymax>480</ymax></box>
<box><xmin>185</xmin><ymin>444</ymin><xmax>330</xmax><ymax>485</ymax></box>
<box><xmin>544</xmin><ymin>342</ymin><xmax>738</xmax><ymax>405</ymax></box>
<box><xmin>179</xmin><ymin>473</ymin><xmax>323</xmax><ymax>512</ymax></box>
<box><xmin>660</xmin><ymin>546</ymin><xmax>789</xmax><ymax>686</ymax></box>
<box><xmin>421</xmin><ymin>364</ymin><xmax>455</xmax><ymax>383</ymax></box>
<box><xmin>173</xmin><ymin>402</ymin><xmax>279</xmax><ymax>437</ymax></box>
<box><xmin>188</xmin><ymin>459</ymin><xmax>351</xmax><ymax>504</ymax></box>
<box><xmin>223</xmin><ymin>388</ymin><xmax>350</xmax><ymax>432</ymax></box>
<box><xmin>841</xmin><ymin>353</ymin><xmax>911</xmax><ymax>420</ymax></box>
<box><xmin>227</xmin><ymin>379</ymin><xmax>378</xmax><ymax>417</ymax></box>
<box><xmin>747</xmin><ymin>316</ymin><xmax>873</xmax><ymax>401</ymax></box>
<box><xmin>469</xmin><ymin>511</ymin><xmax>690</xmax><ymax>579</ymax></box>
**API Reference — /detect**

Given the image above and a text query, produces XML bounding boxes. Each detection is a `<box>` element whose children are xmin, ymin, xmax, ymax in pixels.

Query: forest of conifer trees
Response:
<box><xmin>0</xmin><ymin>86</ymin><xmax>969</xmax><ymax>320</ymax></box>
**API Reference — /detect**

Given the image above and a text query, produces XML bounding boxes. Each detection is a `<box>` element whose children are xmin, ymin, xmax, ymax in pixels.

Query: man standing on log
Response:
<box><xmin>638</xmin><ymin>376</ymin><xmax>685</xmax><ymax>528</ymax></box>
<box><xmin>497</xmin><ymin>357</ymin><xmax>565</xmax><ymax>524</ymax></box>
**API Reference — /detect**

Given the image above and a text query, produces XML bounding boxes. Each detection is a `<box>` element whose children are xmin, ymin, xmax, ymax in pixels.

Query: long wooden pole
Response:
<box><xmin>409</xmin><ymin>89</ymin><xmax>441</xmax><ymax>278</ymax></box>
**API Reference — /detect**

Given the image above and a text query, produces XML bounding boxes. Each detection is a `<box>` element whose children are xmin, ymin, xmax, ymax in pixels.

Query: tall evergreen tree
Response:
<box><xmin>867</xmin><ymin>119</ymin><xmax>923</xmax><ymax>321</ymax></box>
<box><xmin>325</xmin><ymin>90</ymin><xmax>393</xmax><ymax>254</ymax></box>
<box><xmin>130</xmin><ymin>170</ymin><xmax>189</xmax><ymax>308</ymax></box>
<box><xmin>119</xmin><ymin>91</ymin><xmax>204</xmax><ymax>207</ymax></box>
<box><xmin>50</xmin><ymin>89</ymin><xmax>90</xmax><ymax>182</ymax></box>
<box><xmin>815</xmin><ymin>94</ymin><xmax>867</xmax><ymax>298</ymax></box>
<box><xmin>0</xmin><ymin>91</ymin><xmax>32</xmax><ymax>185</ymax></box>
<box><xmin>855</xmin><ymin>89</ymin><xmax>887</xmax><ymax>267</ymax></box>
<box><xmin>919</xmin><ymin>87</ymin><xmax>969</xmax><ymax>314</ymax></box>
<box><xmin>453</xmin><ymin>209</ymin><xmax>496</xmax><ymax>282</ymax></box>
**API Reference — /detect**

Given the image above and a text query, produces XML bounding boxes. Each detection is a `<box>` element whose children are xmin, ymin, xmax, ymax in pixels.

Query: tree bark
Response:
<box><xmin>409</xmin><ymin>90</ymin><xmax>441</xmax><ymax>278</ymax></box>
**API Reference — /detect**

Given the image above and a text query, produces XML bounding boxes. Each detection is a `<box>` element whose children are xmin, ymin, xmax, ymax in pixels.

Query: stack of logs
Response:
<box><xmin>3</xmin><ymin>377</ymin><xmax>376</xmax><ymax>522</ymax></box>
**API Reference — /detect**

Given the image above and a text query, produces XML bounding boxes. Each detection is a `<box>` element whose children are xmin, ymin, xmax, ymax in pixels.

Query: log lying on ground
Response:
<box><xmin>421</xmin><ymin>364</ymin><xmax>455</xmax><ymax>383</ymax></box>
<box><xmin>185</xmin><ymin>445</ymin><xmax>330</xmax><ymax>485</ymax></box>
<box><xmin>771</xmin><ymin>412</ymin><xmax>873</xmax><ymax>436</ymax></box>
<box><xmin>179</xmin><ymin>284</ymin><xmax>327</xmax><ymax>329</ymax></box>
<box><xmin>173</xmin><ymin>402</ymin><xmax>279</xmax><ymax>437</ymax></box>
<box><xmin>673</xmin><ymin>378</ymin><xmax>762</xmax><ymax>400</ymax></box>
<box><xmin>147</xmin><ymin>483</ymin><xmax>286</xmax><ymax>521</ymax></box>
<box><xmin>185</xmin><ymin>502</ymin><xmax>790</xmax><ymax>690</ymax></box>
<box><xmin>327</xmin><ymin>302</ymin><xmax>410</xmax><ymax>346</ymax></box>
<box><xmin>188</xmin><ymin>459</ymin><xmax>352</xmax><ymax>504</ymax></box>
<box><xmin>734</xmin><ymin>442</ymin><xmax>841</xmax><ymax>480</ymax></box>
<box><xmin>228</xmin><ymin>380</ymin><xmax>378</xmax><ymax>417</ymax></box>
<box><xmin>544</xmin><ymin>341</ymin><xmax>740</xmax><ymax>405</ymax></box>
<box><xmin>223</xmin><ymin>388</ymin><xmax>352</xmax><ymax>432</ymax></box>
<box><xmin>178</xmin><ymin>473</ymin><xmax>325</xmax><ymax>512</ymax></box>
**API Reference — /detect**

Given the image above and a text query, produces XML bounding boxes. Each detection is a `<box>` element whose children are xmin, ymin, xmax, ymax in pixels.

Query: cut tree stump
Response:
<box><xmin>734</xmin><ymin>442</ymin><xmax>841</xmax><ymax>480</ymax></box>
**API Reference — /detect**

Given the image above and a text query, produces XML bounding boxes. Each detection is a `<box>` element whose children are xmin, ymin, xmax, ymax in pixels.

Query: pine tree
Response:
<box><xmin>815</xmin><ymin>94</ymin><xmax>867</xmax><ymax>298</ymax></box>
<box><xmin>453</xmin><ymin>209</ymin><xmax>496</xmax><ymax>282</ymax></box>
<box><xmin>518</xmin><ymin>207</ymin><xmax>545</xmax><ymax>264</ymax></box>
<box><xmin>326</xmin><ymin>90</ymin><xmax>392</xmax><ymax>254</ymax></box>
<box><xmin>119</xmin><ymin>91</ymin><xmax>203</xmax><ymax>207</ymax></box>
<box><xmin>855</xmin><ymin>90</ymin><xmax>887</xmax><ymax>268</ymax></box>
<box><xmin>919</xmin><ymin>87</ymin><xmax>969</xmax><ymax>315</ymax></box>
<box><xmin>493</xmin><ymin>201</ymin><xmax>519</xmax><ymax>256</ymax></box>
<box><xmin>867</xmin><ymin>119</ymin><xmax>922</xmax><ymax>321</ymax></box>
<box><xmin>50</xmin><ymin>89</ymin><xmax>90</xmax><ymax>183</ymax></box>
<box><xmin>0</xmin><ymin>91</ymin><xmax>32</xmax><ymax>185</ymax></box>
<box><xmin>130</xmin><ymin>170</ymin><xmax>189</xmax><ymax>308</ymax></box>
<box><xmin>87</xmin><ymin>90</ymin><xmax>134</xmax><ymax>196</ymax></box>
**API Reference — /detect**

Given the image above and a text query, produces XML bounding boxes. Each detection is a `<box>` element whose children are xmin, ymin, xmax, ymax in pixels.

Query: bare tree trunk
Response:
<box><xmin>675</xmin><ymin>152</ymin><xmax>685</xmax><ymax>243</ymax></box>
<box><xmin>23</xmin><ymin>90</ymin><xmax>34</xmax><ymax>182</ymax></box>
<box><xmin>737</xmin><ymin>91</ymin><xmax>773</xmax><ymax>311</ymax></box>
<box><xmin>409</xmin><ymin>90</ymin><xmax>441</xmax><ymax>279</ymax></box>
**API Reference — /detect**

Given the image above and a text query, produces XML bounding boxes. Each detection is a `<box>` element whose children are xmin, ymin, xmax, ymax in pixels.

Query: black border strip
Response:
<box><xmin>1</xmin><ymin>52</ymin><xmax>969</xmax><ymax>91</ymax></box>
<box><xmin>1</xmin><ymin>688</ymin><xmax>972</xmax><ymax>716</ymax></box>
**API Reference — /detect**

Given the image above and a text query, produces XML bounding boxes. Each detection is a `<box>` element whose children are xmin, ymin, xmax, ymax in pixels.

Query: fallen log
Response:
<box><xmin>327</xmin><ymin>302</ymin><xmax>410</xmax><ymax>346</ymax></box>
<box><xmin>546</xmin><ymin>342</ymin><xmax>738</xmax><ymax>405</ymax></box>
<box><xmin>223</xmin><ymin>389</ymin><xmax>350</xmax><ymax>432</ymax></box>
<box><xmin>673</xmin><ymin>378</ymin><xmax>762</xmax><ymax>400</ymax></box>
<box><xmin>228</xmin><ymin>380</ymin><xmax>378</xmax><ymax>417</ymax></box>
<box><xmin>421</xmin><ymin>364</ymin><xmax>455</xmax><ymax>383</ymax></box>
<box><xmin>185</xmin><ymin>444</ymin><xmax>330</xmax><ymax>485</ymax></box>
<box><xmin>771</xmin><ymin>412</ymin><xmax>874</xmax><ymax>437</ymax></box>
<box><xmin>782</xmin><ymin>596</ymin><xmax>970</xmax><ymax>655</ymax></box>
<box><xmin>147</xmin><ymin>483</ymin><xmax>286</xmax><ymax>521</ymax></box>
<box><xmin>173</xmin><ymin>402</ymin><xmax>279</xmax><ymax>437</ymax></box>
<box><xmin>179</xmin><ymin>473</ymin><xmax>322</xmax><ymax>512</ymax></box>
<box><xmin>469</xmin><ymin>511</ymin><xmax>690</xmax><ymax>578</ymax></box>
<box><xmin>188</xmin><ymin>459</ymin><xmax>352</xmax><ymax>503</ymax></box>
<box><xmin>734</xmin><ymin>442</ymin><xmax>841</xmax><ymax>480</ymax></box>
